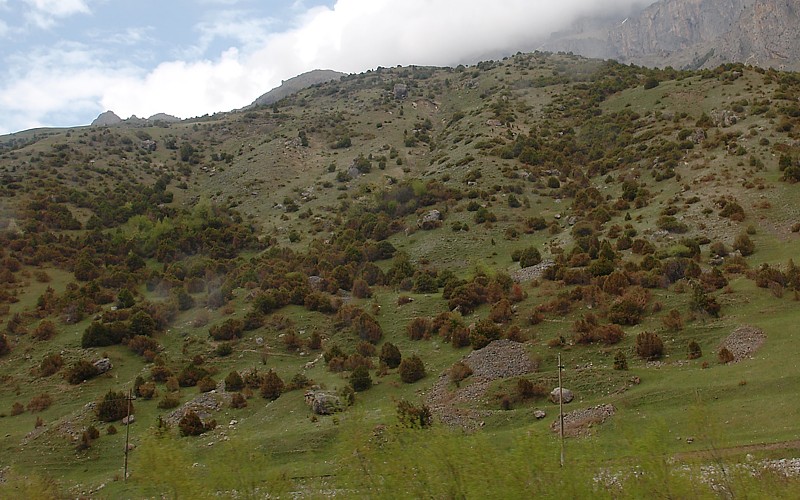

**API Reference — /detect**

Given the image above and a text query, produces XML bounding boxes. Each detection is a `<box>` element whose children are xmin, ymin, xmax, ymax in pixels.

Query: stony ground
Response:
<box><xmin>426</xmin><ymin>339</ymin><xmax>538</xmax><ymax>430</ymax></box>
<box><xmin>549</xmin><ymin>404</ymin><xmax>616</xmax><ymax>437</ymax></box>
<box><xmin>720</xmin><ymin>325</ymin><xmax>766</xmax><ymax>362</ymax></box>
<box><xmin>511</xmin><ymin>260</ymin><xmax>555</xmax><ymax>283</ymax></box>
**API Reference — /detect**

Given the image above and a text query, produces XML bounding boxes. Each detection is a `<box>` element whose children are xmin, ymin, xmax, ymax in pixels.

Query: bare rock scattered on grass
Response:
<box><xmin>427</xmin><ymin>340</ymin><xmax>537</xmax><ymax>430</ymax></box>
<box><xmin>719</xmin><ymin>325</ymin><xmax>766</xmax><ymax>362</ymax></box>
<box><xmin>165</xmin><ymin>391</ymin><xmax>228</xmax><ymax>426</ymax></box>
<box><xmin>93</xmin><ymin>358</ymin><xmax>112</xmax><ymax>374</ymax></box>
<box><xmin>304</xmin><ymin>390</ymin><xmax>342</xmax><ymax>415</ymax></box>
<box><xmin>462</xmin><ymin>339</ymin><xmax>538</xmax><ymax>379</ymax></box>
<box><xmin>511</xmin><ymin>260</ymin><xmax>554</xmax><ymax>283</ymax></box>
<box><xmin>550</xmin><ymin>404</ymin><xmax>615</xmax><ymax>437</ymax></box>
<box><xmin>549</xmin><ymin>387</ymin><xmax>574</xmax><ymax>404</ymax></box>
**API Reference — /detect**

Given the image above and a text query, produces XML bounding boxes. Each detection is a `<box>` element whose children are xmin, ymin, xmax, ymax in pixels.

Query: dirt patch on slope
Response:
<box><xmin>719</xmin><ymin>325</ymin><xmax>766</xmax><ymax>362</ymax></box>
<box><xmin>549</xmin><ymin>404</ymin><xmax>615</xmax><ymax>437</ymax></box>
<box><xmin>426</xmin><ymin>340</ymin><xmax>537</xmax><ymax>430</ymax></box>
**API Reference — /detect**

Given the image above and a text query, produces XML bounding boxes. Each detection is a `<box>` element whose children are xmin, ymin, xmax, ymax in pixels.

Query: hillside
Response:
<box><xmin>1</xmin><ymin>53</ymin><xmax>800</xmax><ymax>497</ymax></box>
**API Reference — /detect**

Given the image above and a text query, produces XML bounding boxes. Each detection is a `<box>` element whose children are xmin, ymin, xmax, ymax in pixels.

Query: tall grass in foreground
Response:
<box><xmin>333</xmin><ymin>421</ymin><xmax>800</xmax><ymax>499</ymax></box>
<box><xmin>9</xmin><ymin>419</ymin><xmax>799</xmax><ymax>498</ymax></box>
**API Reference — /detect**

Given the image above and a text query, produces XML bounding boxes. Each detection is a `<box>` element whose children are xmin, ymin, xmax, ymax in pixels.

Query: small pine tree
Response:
<box><xmin>178</xmin><ymin>410</ymin><xmax>206</xmax><ymax>436</ymax></box>
<box><xmin>449</xmin><ymin>361</ymin><xmax>473</xmax><ymax>385</ymax></box>
<box><xmin>732</xmin><ymin>233</ymin><xmax>755</xmax><ymax>256</ymax></box>
<box><xmin>260</xmin><ymin>370</ymin><xmax>284</xmax><ymax>400</ymax></box>
<box><xmin>469</xmin><ymin>319</ymin><xmax>502</xmax><ymax>350</ymax></box>
<box><xmin>350</xmin><ymin>366</ymin><xmax>373</xmax><ymax>392</ymax></box>
<box><xmin>399</xmin><ymin>355</ymin><xmax>426</xmax><ymax>383</ymax></box>
<box><xmin>396</xmin><ymin>399</ymin><xmax>433</xmax><ymax>429</ymax></box>
<box><xmin>230</xmin><ymin>392</ymin><xmax>247</xmax><ymax>409</ymax></box>
<box><xmin>197</xmin><ymin>376</ymin><xmax>217</xmax><ymax>393</ymax></box>
<box><xmin>352</xmin><ymin>278</ymin><xmax>372</xmax><ymax>299</ymax></box>
<box><xmin>687</xmin><ymin>341</ymin><xmax>703</xmax><ymax>360</ymax></box>
<box><xmin>718</xmin><ymin>347</ymin><xmax>735</xmax><ymax>364</ymax></box>
<box><xmin>77</xmin><ymin>431</ymin><xmax>92</xmax><ymax>451</ymax></box>
<box><xmin>379</xmin><ymin>342</ymin><xmax>402</xmax><ymax>368</ymax></box>
<box><xmin>86</xmin><ymin>425</ymin><xmax>100</xmax><ymax>440</ymax></box>
<box><xmin>352</xmin><ymin>313</ymin><xmax>383</xmax><ymax>344</ymax></box>
<box><xmin>308</xmin><ymin>330</ymin><xmax>323</xmax><ymax>350</ymax></box>
<box><xmin>613</xmin><ymin>350</ymin><xmax>628</xmax><ymax>370</ymax></box>
<box><xmin>519</xmin><ymin>246</ymin><xmax>542</xmax><ymax>268</ymax></box>
<box><xmin>224</xmin><ymin>371</ymin><xmax>244</xmax><ymax>391</ymax></box>
<box><xmin>635</xmin><ymin>331</ymin><xmax>664</xmax><ymax>361</ymax></box>
<box><xmin>96</xmin><ymin>390</ymin><xmax>130</xmax><ymax>422</ymax></box>
<box><xmin>0</xmin><ymin>332</ymin><xmax>11</xmax><ymax>356</ymax></box>
<box><xmin>117</xmin><ymin>289</ymin><xmax>135</xmax><ymax>309</ymax></box>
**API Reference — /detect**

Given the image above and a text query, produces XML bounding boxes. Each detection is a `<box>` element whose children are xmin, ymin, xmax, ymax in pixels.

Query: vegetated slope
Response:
<box><xmin>1</xmin><ymin>53</ymin><xmax>800</xmax><ymax>496</ymax></box>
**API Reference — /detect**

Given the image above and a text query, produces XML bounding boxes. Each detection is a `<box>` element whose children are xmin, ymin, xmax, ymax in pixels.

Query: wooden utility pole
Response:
<box><xmin>558</xmin><ymin>354</ymin><xmax>565</xmax><ymax>467</ymax></box>
<box><xmin>124</xmin><ymin>389</ymin><xmax>133</xmax><ymax>481</ymax></box>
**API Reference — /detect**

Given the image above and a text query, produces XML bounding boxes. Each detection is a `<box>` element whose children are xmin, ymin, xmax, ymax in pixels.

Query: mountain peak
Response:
<box><xmin>91</xmin><ymin>110</ymin><xmax>122</xmax><ymax>126</ymax></box>
<box><xmin>250</xmin><ymin>69</ymin><xmax>346</xmax><ymax>108</ymax></box>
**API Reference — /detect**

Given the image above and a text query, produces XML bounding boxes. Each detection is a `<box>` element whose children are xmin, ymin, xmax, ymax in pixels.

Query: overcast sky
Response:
<box><xmin>0</xmin><ymin>0</ymin><xmax>655</xmax><ymax>135</ymax></box>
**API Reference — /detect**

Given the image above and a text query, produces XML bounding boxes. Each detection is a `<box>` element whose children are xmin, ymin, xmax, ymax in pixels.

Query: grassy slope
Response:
<box><xmin>1</xmin><ymin>54</ymin><xmax>800</xmax><ymax>496</ymax></box>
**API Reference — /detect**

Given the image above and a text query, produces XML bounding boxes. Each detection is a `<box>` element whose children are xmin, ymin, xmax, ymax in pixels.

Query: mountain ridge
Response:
<box><xmin>248</xmin><ymin>68</ymin><xmax>346</xmax><ymax>108</ymax></box>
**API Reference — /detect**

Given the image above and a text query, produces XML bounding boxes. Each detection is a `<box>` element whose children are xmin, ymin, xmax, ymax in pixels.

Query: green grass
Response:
<box><xmin>3</xmin><ymin>55</ymin><xmax>800</xmax><ymax>496</ymax></box>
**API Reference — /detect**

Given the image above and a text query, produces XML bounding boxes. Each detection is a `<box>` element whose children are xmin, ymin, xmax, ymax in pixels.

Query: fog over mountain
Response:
<box><xmin>544</xmin><ymin>0</ymin><xmax>800</xmax><ymax>71</ymax></box>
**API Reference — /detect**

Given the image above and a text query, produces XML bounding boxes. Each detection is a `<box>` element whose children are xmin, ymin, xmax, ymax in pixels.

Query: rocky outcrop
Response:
<box><xmin>549</xmin><ymin>387</ymin><xmax>574</xmax><ymax>404</ymax></box>
<box><xmin>147</xmin><ymin>113</ymin><xmax>180</xmax><ymax>123</ymax></box>
<box><xmin>714</xmin><ymin>0</ymin><xmax>800</xmax><ymax>70</ymax></box>
<box><xmin>304</xmin><ymin>391</ymin><xmax>343</xmax><ymax>415</ymax></box>
<box><xmin>91</xmin><ymin>110</ymin><xmax>180</xmax><ymax>127</ymax></box>
<box><xmin>93</xmin><ymin>357</ymin><xmax>112</xmax><ymax>374</ymax></box>
<box><xmin>608</xmin><ymin>0</ymin><xmax>752</xmax><ymax>61</ymax></box>
<box><xmin>91</xmin><ymin>111</ymin><xmax>122</xmax><ymax>126</ymax></box>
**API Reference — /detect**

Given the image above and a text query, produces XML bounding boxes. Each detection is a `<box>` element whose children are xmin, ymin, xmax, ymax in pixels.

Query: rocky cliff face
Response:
<box><xmin>544</xmin><ymin>0</ymin><xmax>800</xmax><ymax>70</ymax></box>
<box><xmin>714</xmin><ymin>0</ymin><xmax>800</xmax><ymax>69</ymax></box>
<box><xmin>608</xmin><ymin>0</ymin><xmax>752</xmax><ymax>59</ymax></box>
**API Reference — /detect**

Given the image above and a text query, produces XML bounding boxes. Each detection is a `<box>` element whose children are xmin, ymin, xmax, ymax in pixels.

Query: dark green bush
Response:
<box><xmin>39</xmin><ymin>353</ymin><xmax>63</xmax><ymax>377</ymax></box>
<box><xmin>613</xmin><ymin>350</ymin><xmax>628</xmax><ymax>370</ymax></box>
<box><xmin>687</xmin><ymin>341</ymin><xmax>703</xmax><ymax>360</ymax></box>
<box><xmin>260</xmin><ymin>370</ymin><xmax>284</xmax><ymax>400</ymax></box>
<box><xmin>224</xmin><ymin>371</ymin><xmax>244</xmax><ymax>391</ymax></box>
<box><xmin>379</xmin><ymin>342</ymin><xmax>402</xmax><ymax>368</ymax></box>
<box><xmin>96</xmin><ymin>390</ymin><xmax>130</xmax><ymax>422</ymax></box>
<box><xmin>396</xmin><ymin>399</ymin><xmax>433</xmax><ymax>429</ymax></box>
<box><xmin>399</xmin><ymin>355</ymin><xmax>426</xmax><ymax>383</ymax></box>
<box><xmin>635</xmin><ymin>332</ymin><xmax>664</xmax><ymax>360</ymax></box>
<box><xmin>350</xmin><ymin>366</ymin><xmax>373</xmax><ymax>392</ymax></box>
<box><xmin>65</xmin><ymin>360</ymin><xmax>100</xmax><ymax>384</ymax></box>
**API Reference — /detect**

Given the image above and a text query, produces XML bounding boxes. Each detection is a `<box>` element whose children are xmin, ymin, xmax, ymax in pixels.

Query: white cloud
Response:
<box><xmin>0</xmin><ymin>44</ymin><xmax>140</xmax><ymax>133</ymax></box>
<box><xmin>0</xmin><ymin>0</ymin><xmax>656</xmax><ymax>134</ymax></box>
<box><xmin>23</xmin><ymin>0</ymin><xmax>91</xmax><ymax>28</ymax></box>
<box><xmin>192</xmin><ymin>10</ymin><xmax>275</xmax><ymax>55</ymax></box>
<box><xmin>90</xmin><ymin>26</ymin><xmax>155</xmax><ymax>47</ymax></box>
